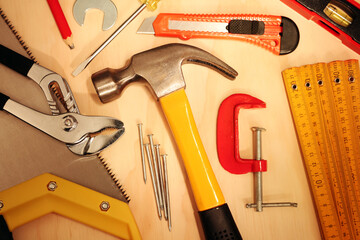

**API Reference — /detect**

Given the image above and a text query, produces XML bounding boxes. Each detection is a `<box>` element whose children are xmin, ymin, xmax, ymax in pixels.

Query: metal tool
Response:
<box><xmin>73</xmin><ymin>0</ymin><xmax>118</xmax><ymax>31</ymax></box>
<box><xmin>148</xmin><ymin>135</ymin><xmax>163</xmax><ymax>210</ymax></box>
<box><xmin>72</xmin><ymin>0</ymin><xmax>160</xmax><ymax>76</ymax></box>
<box><xmin>137</xmin><ymin>13</ymin><xmax>300</xmax><ymax>55</ymax></box>
<box><xmin>155</xmin><ymin>144</ymin><xmax>166</xmax><ymax>212</ymax></box>
<box><xmin>92</xmin><ymin>43</ymin><xmax>242</xmax><ymax>239</ymax></box>
<box><xmin>161</xmin><ymin>154</ymin><xmax>171</xmax><ymax>231</ymax></box>
<box><xmin>144</xmin><ymin>143</ymin><xmax>162</xmax><ymax>219</ymax></box>
<box><xmin>137</xmin><ymin>123</ymin><xmax>147</xmax><ymax>183</ymax></box>
<box><xmin>245</xmin><ymin>127</ymin><xmax>298</xmax><ymax>211</ymax></box>
<box><xmin>0</xmin><ymin>44</ymin><xmax>78</xmax><ymax>115</ymax></box>
<box><xmin>0</xmin><ymin>92</ymin><xmax>124</xmax><ymax>156</ymax></box>
<box><xmin>216</xmin><ymin>94</ymin><xmax>297</xmax><ymax>211</ymax></box>
<box><xmin>0</xmin><ymin>21</ymin><xmax>137</xmax><ymax>239</ymax></box>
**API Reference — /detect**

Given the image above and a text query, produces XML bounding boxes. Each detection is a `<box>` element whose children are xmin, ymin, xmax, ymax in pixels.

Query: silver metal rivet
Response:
<box><xmin>47</xmin><ymin>181</ymin><xmax>57</xmax><ymax>191</ymax></box>
<box><xmin>0</xmin><ymin>200</ymin><xmax>4</xmax><ymax>209</ymax></box>
<box><xmin>100</xmin><ymin>201</ymin><xmax>110</xmax><ymax>211</ymax></box>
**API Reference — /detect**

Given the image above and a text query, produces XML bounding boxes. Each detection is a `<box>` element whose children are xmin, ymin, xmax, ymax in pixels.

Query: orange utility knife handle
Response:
<box><xmin>153</xmin><ymin>13</ymin><xmax>281</xmax><ymax>54</ymax></box>
<box><xmin>153</xmin><ymin>13</ymin><xmax>299</xmax><ymax>55</ymax></box>
<box><xmin>159</xmin><ymin>89</ymin><xmax>242</xmax><ymax>239</ymax></box>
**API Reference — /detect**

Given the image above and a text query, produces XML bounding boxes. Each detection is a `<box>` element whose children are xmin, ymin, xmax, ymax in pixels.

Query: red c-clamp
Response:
<box><xmin>216</xmin><ymin>94</ymin><xmax>267</xmax><ymax>174</ymax></box>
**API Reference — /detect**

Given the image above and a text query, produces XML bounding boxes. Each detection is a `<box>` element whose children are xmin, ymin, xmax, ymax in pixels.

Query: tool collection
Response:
<box><xmin>138</xmin><ymin>125</ymin><xmax>172</xmax><ymax>230</ymax></box>
<box><xmin>282</xmin><ymin>60</ymin><xmax>360</xmax><ymax>239</ymax></box>
<box><xmin>0</xmin><ymin>0</ymin><xmax>359</xmax><ymax>239</ymax></box>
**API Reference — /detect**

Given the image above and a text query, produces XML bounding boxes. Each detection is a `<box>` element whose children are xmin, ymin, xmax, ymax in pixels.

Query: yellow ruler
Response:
<box><xmin>282</xmin><ymin>60</ymin><xmax>360</xmax><ymax>240</ymax></box>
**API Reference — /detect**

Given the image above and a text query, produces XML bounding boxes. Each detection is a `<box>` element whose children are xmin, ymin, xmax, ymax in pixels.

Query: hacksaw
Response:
<box><xmin>282</xmin><ymin>59</ymin><xmax>360</xmax><ymax>240</ymax></box>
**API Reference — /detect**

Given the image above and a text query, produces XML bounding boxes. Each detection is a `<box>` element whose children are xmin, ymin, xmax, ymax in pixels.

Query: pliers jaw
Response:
<box><xmin>65</xmin><ymin>115</ymin><xmax>125</xmax><ymax>155</ymax></box>
<box><xmin>0</xmin><ymin>93</ymin><xmax>125</xmax><ymax>156</ymax></box>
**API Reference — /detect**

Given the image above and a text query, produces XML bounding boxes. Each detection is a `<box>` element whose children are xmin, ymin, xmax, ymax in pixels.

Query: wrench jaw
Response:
<box><xmin>73</xmin><ymin>0</ymin><xmax>118</xmax><ymax>31</ymax></box>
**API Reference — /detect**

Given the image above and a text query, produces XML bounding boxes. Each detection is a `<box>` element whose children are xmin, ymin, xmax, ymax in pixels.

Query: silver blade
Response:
<box><xmin>137</xmin><ymin>16</ymin><xmax>229</xmax><ymax>34</ymax></box>
<box><xmin>137</xmin><ymin>16</ymin><xmax>156</xmax><ymax>34</ymax></box>
<box><xmin>168</xmin><ymin>20</ymin><xmax>228</xmax><ymax>32</ymax></box>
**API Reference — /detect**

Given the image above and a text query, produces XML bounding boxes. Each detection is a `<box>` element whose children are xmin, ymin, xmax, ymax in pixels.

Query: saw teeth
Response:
<box><xmin>98</xmin><ymin>154</ymin><xmax>130</xmax><ymax>203</ymax></box>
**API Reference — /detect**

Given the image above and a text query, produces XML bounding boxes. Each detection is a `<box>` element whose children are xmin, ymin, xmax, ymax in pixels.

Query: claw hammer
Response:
<box><xmin>91</xmin><ymin>43</ymin><xmax>242</xmax><ymax>239</ymax></box>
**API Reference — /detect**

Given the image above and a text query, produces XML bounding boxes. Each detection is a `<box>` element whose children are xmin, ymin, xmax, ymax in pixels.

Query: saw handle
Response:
<box><xmin>0</xmin><ymin>92</ymin><xmax>10</xmax><ymax>110</ymax></box>
<box><xmin>0</xmin><ymin>44</ymin><xmax>34</xmax><ymax>77</ymax></box>
<box><xmin>159</xmin><ymin>89</ymin><xmax>242</xmax><ymax>239</ymax></box>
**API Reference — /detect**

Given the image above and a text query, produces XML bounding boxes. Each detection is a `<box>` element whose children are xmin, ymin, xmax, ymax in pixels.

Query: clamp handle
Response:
<box><xmin>216</xmin><ymin>94</ymin><xmax>267</xmax><ymax>174</ymax></box>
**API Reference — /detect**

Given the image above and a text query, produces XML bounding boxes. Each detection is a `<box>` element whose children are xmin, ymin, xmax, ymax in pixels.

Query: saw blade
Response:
<box><xmin>0</xmin><ymin>10</ymin><xmax>129</xmax><ymax>203</ymax></box>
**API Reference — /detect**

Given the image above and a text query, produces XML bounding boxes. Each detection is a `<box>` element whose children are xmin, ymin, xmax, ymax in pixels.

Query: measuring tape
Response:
<box><xmin>282</xmin><ymin>60</ymin><xmax>360</xmax><ymax>239</ymax></box>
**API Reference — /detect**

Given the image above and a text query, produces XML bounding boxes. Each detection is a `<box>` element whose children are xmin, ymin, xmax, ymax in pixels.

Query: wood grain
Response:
<box><xmin>0</xmin><ymin>0</ymin><xmax>359</xmax><ymax>239</ymax></box>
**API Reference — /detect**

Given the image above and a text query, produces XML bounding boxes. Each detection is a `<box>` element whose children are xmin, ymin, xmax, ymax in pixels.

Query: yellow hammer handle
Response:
<box><xmin>159</xmin><ymin>89</ymin><xmax>225</xmax><ymax>211</ymax></box>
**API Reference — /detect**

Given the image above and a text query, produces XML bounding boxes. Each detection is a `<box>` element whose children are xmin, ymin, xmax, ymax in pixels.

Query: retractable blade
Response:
<box><xmin>137</xmin><ymin>13</ymin><xmax>300</xmax><ymax>55</ymax></box>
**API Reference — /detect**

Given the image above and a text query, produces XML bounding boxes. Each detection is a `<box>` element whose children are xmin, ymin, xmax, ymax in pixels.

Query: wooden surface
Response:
<box><xmin>0</xmin><ymin>0</ymin><xmax>359</xmax><ymax>239</ymax></box>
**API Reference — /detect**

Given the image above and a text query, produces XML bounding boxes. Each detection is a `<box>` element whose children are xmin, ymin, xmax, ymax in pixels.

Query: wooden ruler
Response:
<box><xmin>282</xmin><ymin>60</ymin><xmax>360</xmax><ymax>240</ymax></box>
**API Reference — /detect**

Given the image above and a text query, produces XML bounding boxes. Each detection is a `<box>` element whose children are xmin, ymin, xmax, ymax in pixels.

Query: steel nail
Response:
<box><xmin>137</xmin><ymin>123</ymin><xmax>146</xmax><ymax>183</ymax></box>
<box><xmin>145</xmin><ymin>143</ymin><xmax>162</xmax><ymax>219</ymax></box>
<box><xmin>162</xmin><ymin>154</ymin><xmax>171</xmax><ymax>231</ymax></box>
<box><xmin>155</xmin><ymin>144</ymin><xmax>167</xmax><ymax>219</ymax></box>
<box><xmin>148</xmin><ymin>135</ymin><xmax>163</xmax><ymax>209</ymax></box>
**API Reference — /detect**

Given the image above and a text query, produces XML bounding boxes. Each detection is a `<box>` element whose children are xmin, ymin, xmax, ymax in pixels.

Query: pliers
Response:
<box><xmin>0</xmin><ymin>44</ymin><xmax>124</xmax><ymax>155</ymax></box>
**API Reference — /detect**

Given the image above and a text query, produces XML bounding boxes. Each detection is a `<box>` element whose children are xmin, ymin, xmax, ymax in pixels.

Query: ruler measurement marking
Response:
<box><xmin>283</xmin><ymin>60</ymin><xmax>360</xmax><ymax>239</ymax></box>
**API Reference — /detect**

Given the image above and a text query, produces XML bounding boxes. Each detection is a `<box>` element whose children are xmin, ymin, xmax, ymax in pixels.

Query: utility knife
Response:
<box><xmin>137</xmin><ymin>13</ymin><xmax>300</xmax><ymax>55</ymax></box>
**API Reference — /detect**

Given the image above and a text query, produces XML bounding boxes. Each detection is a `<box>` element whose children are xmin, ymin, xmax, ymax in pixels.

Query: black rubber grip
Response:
<box><xmin>280</xmin><ymin>17</ymin><xmax>300</xmax><ymax>55</ymax></box>
<box><xmin>0</xmin><ymin>92</ymin><xmax>10</xmax><ymax>110</ymax></box>
<box><xmin>227</xmin><ymin>20</ymin><xmax>265</xmax><ymax>35</ymax></box>
<box><xmin>0</xmin><ymin>44</ymin><xmax>34</xmax><ymax>77</ymax></box>
<box><xmin>0</xmin><ymin>216</ymin><xmax>13</xmax><ymax>240</ymax></box>
<box><xmin>199</xmin><ymin>204</ymin><xmax>242</xmax><ymax>240</ymax></box>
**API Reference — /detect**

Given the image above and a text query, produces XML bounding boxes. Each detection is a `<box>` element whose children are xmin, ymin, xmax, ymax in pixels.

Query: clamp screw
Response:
<box><xmin>246</xmin><ymin>127</ymin><xmax>297</xmax><ymax>211</ymax></box>
<box><xmin>0</xmin><ymin>200</ymin><xmax>3</xmax><ymax>210</ymax></box>
<box><xmin>47</xmin><ymin>181</ymin><xmax>57</xmax><ymax>191</ymax></box>
<box><xmin>100</xmin><ymin>201</ymin><xmax>110</xmax><ymax>211</ymax></box>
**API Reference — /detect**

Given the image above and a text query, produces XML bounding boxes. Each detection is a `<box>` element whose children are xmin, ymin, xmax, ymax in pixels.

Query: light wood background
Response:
<box><xmin>0</xmin><ymin>0</ymin><xmax>359</xmax><ymax>239</ymax></box>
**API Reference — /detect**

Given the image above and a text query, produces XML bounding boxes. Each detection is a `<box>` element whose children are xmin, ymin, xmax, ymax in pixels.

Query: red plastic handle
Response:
<box><xmin>216</xmin><ymin>94</ymin><xmax>267</xmax><ymax>174</ymax></box>
<box><xmin>153</xmin><ymin>13</ymin><xmax>283</xmax><ymax>55</ymax></box>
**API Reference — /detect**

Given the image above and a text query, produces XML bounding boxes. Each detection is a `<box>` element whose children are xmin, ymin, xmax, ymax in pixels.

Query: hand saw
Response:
<box><xmin>0</xmin><ymin>12</ymin><xmax>139</xmax><ymax>239</ymax></box>
<box><xmin>137</xmin><ymin>13</ymin><xmax>300</xmax><ymax>55</ymax></box>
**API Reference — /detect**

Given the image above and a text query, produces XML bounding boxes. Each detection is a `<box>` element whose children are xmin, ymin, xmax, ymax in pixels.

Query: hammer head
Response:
<box><xmin>92</xmin><ymin>43</ymin><xmax>238</xmax><ymax>103</ymax></box>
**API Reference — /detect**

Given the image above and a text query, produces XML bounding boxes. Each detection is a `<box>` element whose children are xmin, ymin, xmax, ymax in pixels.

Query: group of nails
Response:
<box><xmin>137</xmin><ymin>123</ymin><xmax>171</xmax><ymax>231</ymax></box>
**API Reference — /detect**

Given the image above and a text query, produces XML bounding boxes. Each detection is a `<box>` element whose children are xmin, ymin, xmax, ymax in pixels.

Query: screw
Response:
<box><xmin>0</xmin><ymin>200</ymin><xmax>3</xmax><ymax>210</ymax></box>
<box><xmin>246</xmin><ymin>127</ymin><xmax>297</xmax><ymax>211</ymax></box>
<box><xmin>47</xmin><ymin>181</ymin><xmax>57</xmax><ymax>191</ymax></box>
<box><xmin>100</xmin><ymin>201</ymin><xmax>110</xmax><ymax>211</ymax></box>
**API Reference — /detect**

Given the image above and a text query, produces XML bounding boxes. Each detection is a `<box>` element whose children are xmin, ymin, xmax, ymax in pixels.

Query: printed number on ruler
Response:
<box><xmin>282</xmin><ymin>66</ymin><xmax>341</xmax><ymax>239</ymax></box>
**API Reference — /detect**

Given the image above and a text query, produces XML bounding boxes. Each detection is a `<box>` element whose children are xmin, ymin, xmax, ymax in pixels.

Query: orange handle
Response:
<box><xmin>153</xmin><ymin>13</ymin><xmax>283</xmax><ymax>55</ymax></box>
